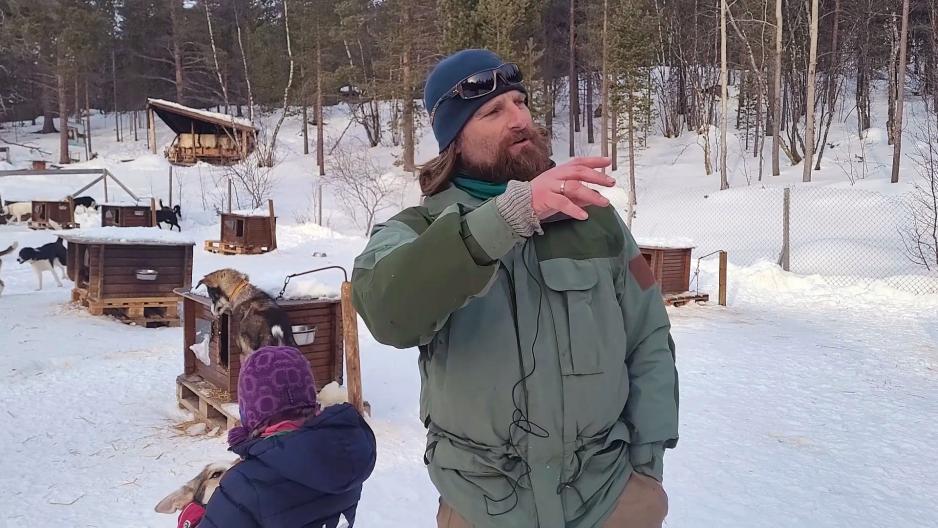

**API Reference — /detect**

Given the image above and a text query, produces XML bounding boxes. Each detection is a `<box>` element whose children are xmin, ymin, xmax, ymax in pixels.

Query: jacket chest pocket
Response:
<box><xmin>540</xmin><ymin>259</ymin><xmax>603</xmax><ymax>375</ymax></box>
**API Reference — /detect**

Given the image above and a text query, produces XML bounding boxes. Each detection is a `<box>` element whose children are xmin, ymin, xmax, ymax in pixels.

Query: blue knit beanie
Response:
<box><xmin>423</xmin><ymin>49</ymin><xmax>527</xmax><ymax>152</ymax></box>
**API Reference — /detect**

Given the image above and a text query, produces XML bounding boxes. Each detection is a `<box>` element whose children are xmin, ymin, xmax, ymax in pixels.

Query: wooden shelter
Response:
<box><xmin>63</xmin><ymin>231</ymin><xmax>194</xmax><ymax>327</ymax></box>
<box><xmin>175</xmin><ymin>290</ymin><xmax>344</xmax><ymax>429</ymax></box>
<box><xmin>29</xmin><ymin>199</ymin><xmax>78</xmax><ymax>230</ymax></box>
<box><xmin>100</xmin><ymin>203</ymin><xmax>157</xmax><ymax>228</ymax></box>
<box><xmin>147</xmin><ymin>98</ymin><xmax>257</xmax><ymax>165</ymax></box>
<box><xmin>205</xmin><ymin>200</ymin><xmax>278</xmax><ymax>255</ymax></box>
<box><xmin>639</xmin><ymin>244</ymin><xmax>693</xmax><ymax>295</ymax></box>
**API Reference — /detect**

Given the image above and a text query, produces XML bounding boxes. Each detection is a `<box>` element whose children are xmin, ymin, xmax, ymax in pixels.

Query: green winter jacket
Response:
<box><xmin>352</xmin><ymin>184</ymin><xmax>678</xmax><ymax>528</ymax></box>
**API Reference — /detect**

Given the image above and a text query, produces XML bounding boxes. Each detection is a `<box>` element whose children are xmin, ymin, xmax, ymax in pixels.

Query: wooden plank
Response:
<box><xmin>341</xmin><ymin>282</ymin><xmax>364</xmax><ymax>414</ymax></box>
<box><xmin>100</xmin><ymin>272</ymin><xmax>187</xmax><ymax>285</ymax></box>
<box><xmin>92</xmin><ymin>246</ymin><xmax>104</xmax><ymax>300</ymax></box>
<box><xmin>333</xmin><ymin>302</ymin><xmax>344</xmax><ymax>386</ymax></box>
<box><xmin>90</xmin><ymin>296</ymin><xmax>179</xmax><ymax>307</ymax></box>
<box><xmin>98</xmin><ymin>245</ymin><xmax>186</xmax><ymax>256</ymax></box>
<box><xmin>184</xmin><ymin>298</ymin><xmax>197</xmax><ymax>375</ymax></box>
<box><xmin>268</xmin><ymin>199</ymin><xmax>277</xmax><ymax>251</ymax></box>
<box><xmin>183</xmin><ymin>247</ymin><xmax>193</xmax><ymax>289</ymax></box>
<box><xmin>102</xmin><ymin>284</ymin><xmax>182</xmax><ymax>296</ymax></box>
<box><xmin>195</xmin><ymin>363</ymin><xmax>229</xmax><ymax>393</ymax></box>
<box><xmin>103</xmin><ymin>257</ymin><xmax>186</xmax><ymax>267</ymax></box>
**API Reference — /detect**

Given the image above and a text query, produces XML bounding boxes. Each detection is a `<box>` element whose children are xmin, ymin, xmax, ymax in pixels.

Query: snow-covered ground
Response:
<box><xmin>1</xmin><ymin>86</ymin><xmax>937</xmax><ymax>526</ymax></box>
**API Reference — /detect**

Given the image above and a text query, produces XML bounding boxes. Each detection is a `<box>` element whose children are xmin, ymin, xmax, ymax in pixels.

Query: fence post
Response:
<box><xmin>719</xmin><ymin>251</ymin><xmax>728</xmax><ymax>306</ymax></box>
<box><xmin>779</xmin><ymin>186</ymin><xmax>791</xmax><ymax>271</ymax></box>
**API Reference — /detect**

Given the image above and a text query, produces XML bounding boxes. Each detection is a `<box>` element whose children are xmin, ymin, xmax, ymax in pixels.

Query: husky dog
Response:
<box><xmin>17</xmin><ymin>238</ymin><xmax>67</xmax><ymax>290</ymax></box>
<box><xmin>154</xmin><ymin>462</ymin><xmax>234</xmax><ymax>514</ymax></box>
<box><xmin>197</xmin><ymin>269</ymin><xmax>296</xmax><ymax>359</ymax></box>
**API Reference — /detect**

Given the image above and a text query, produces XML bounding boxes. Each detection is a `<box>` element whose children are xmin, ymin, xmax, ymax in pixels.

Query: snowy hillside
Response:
<box><xmin>1</xmin><ymin>87</ymin><xmax>937</xmax><ymax>527</ymax></box>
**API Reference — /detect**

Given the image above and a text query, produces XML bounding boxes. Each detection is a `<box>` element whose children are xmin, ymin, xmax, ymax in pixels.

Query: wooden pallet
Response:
<box><xmin>28</xmin><ymin>221</ymin><xmax>79</xmax><ymax>230</ymax></box>
<box><xmin>664</xmin><ymin>291</ymin><xmax>710</xmax><ymax>307</ymax></box>
<box><xmin>74</xmin><ymin>290</ymin><xmax>181</xmax><ymax>327</ymax></box>
<box><xmin>204</xmin><ymin>239</ymin><xmax>271</xmax><ymax>255</ymax></box>
<box><xmin>176</xmin><ymin>375</ymin><xmax>240</xmax><ymax>430</ymax></box>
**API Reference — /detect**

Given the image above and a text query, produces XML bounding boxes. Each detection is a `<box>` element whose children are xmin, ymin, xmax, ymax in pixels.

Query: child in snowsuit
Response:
<box><xmin>182</xmin><ymin>345</ymin><xmax>376</xmax><ymax>528</ymax></box>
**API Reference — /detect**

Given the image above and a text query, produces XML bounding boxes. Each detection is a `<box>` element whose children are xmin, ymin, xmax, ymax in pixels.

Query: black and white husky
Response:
<box><xmin>17</xmin><ymin>237</ymin><xmax>67</xmax><ymax>290</ymax></box>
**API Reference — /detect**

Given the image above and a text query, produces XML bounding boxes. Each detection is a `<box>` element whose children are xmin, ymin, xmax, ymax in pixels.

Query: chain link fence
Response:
<box><xmin>630</xmin><ymin>183</ymin><xmax>938</xmax><ymax>295</ymax></box>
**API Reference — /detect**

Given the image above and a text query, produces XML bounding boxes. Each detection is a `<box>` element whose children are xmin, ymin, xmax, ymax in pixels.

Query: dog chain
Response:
<box><xmin>276</xmin><ymin>265</ymin><xmax>349</xmax><ymax>300</ymax></box>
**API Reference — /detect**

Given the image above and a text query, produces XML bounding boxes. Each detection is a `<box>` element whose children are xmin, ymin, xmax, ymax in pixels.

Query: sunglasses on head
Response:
<box><xmin>429</xmin><ymin>63</ymin><xmax>524</xmax><ymax>125</ymax></box>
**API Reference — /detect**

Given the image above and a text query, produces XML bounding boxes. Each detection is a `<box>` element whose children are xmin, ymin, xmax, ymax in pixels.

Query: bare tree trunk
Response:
<box><xmin>611</xmin><ymin>102</ymin><xmax>618</xmax><ymax>171</ymax></box>
<box><xmin>802</xmin><ymin>0</ymin><xmax>819</xmax><ymax>182</ymax></box>
<box><xmin>316</xmin><ymin>25</ymin><xmax>325</xmax><ymax>178</ymax></box>
<box><xmin>857</xmin><ymin>0</ymin><xmax>873</xmax><ymax>136</ymax></box>
<box><xmin>888</xmin><ymin>13</ymin><xmax>899</xmax><ymax>146</ymax></box>
<box><xmin>892</xmin><ymin>0</ymin><xmax>910</xmax><ymax>184</ymax></box>
<box><xmin>626</xmin><ymin>92</ymin><xmax>636</xmax><ymax>228</ymax></box>
<box><xmin>569</xmin><ymin>0</ymin><xmax>577</xmax><ymax>157</ymax></box>
<box><xmin>402</xmin><ymin>5</ymin><xmax>415</xmax><ymax>172</ymax></box>
<box><xmin>546</xmin><ymin>79</ymin><xmax>554</xmax><ymax>141</ymax></box>
<box><xmin>169</xmin><ymin>0</ymin><xmax>184</xmax><ymax>103</ymax></box>
<box><xmin>57</xmin><ymin>49</ymin><xmax>69</xmax><ymax>165</ymax></box>
<box><xmin>39</xmin><ymin>82</ymin><xmax>58</xmax><ymax>134</ymax></box>
<box><xmin>815</xmin><ymin>0</ymin><xmax>841</xmax><ymax>170</ymax></box>
<box><xmin>205</xmin><ymin>1</ymin><xmax>230</xmax><ymax>113</ymax></box>
<box><xmin>719</xmin><ymin>0</ymin><xmax>729</xmax><ymax>190</ymax></box>
<box><xmin>627</xmin><ymin>84</ymin><xmax>636</xmax><ymax>208</ymax></box>
<box><xmin>931</xmin><ymin>1</ymin><xmax>938</xmax><ymax>117</ymax></box>
<box><xmin>315</xmin><ymin>21</ymin><xmax>326</xmax><ymax>225</ymax></box>
<box><xmin>112</xmin><ymin>49</ymin><xmax>120</xmax><ymax>142</ymax></box>
<box><xmin>601</xmin><ymin>0</ymin><xmax>609</xmax><ymax>168</ymax></box>
<box><xmin>586</xmin><ymin>72</ymin><xmax>594</xmax><ymax>144</ymax></box>
<box><xmin>85</xmin><ymin>77</ymin><xmax>92</xmax><ymax>158</ymax></box>
<box><xmin>235</xmin><ymin>4</ymin><xmax>255</xmax><ymax>122</ymax></box>
<box><xmin>303</xmin><ymin>101</ymin><xmax>309</xmax><ymax>155</ymax></box>
<box><xmin>264</xmin><ymin>0</ymin><xmax>295</xmax><ymax>166</ymax></box>
<box><xmin>74</xmin><ymin>77</ymin><xmax>80</xmax><ymax>122</ymax></box>
<box><xmin>772</xmin><ymin>0</ymin><xmax>782</xmax><ymax>175</ymax></box>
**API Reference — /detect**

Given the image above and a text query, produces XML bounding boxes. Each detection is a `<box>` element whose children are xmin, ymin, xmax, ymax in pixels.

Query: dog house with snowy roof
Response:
<box><xmin>204</xmin><ymin>200</ymin><xmax>278</xmax><ymax>255</ymax></box>
<box><xmin>100</xmin><ymin>202</ymin><xmax>156</xmax><ymax>228</ymax></box>
<box><xmin>174</xmin><ymin>288</ymin><xmax>343</xmax><ymax>429</ymax></box>
<box><xmin>28</xmin><ymin>199</ymin><xmax>78</xmax><ymax>230</ymax></box>
<box><xmin>63</xmin><ymin>229</ymin><xmax>194</xmax><ymax>327</ymax></box>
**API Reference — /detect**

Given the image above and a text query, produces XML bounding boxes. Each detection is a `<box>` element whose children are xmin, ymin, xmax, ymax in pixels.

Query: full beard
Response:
<box><xmin>459</xmin><ymin>127</ymin><xmax>553</xmax><ymax>184</ymax></box>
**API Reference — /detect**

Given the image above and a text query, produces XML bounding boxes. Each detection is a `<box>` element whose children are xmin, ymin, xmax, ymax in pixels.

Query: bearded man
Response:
<box><xmin>352</xmin><ymin>49</ymin><xmax>678</xmax><ymax>528</ymax></box>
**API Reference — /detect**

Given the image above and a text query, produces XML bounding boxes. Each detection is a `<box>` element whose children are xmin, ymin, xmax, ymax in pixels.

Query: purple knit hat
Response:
<box><xmin>227</xmin><ymin>346</ymin><xmax>319</xmax><ymax>447</ymax></box>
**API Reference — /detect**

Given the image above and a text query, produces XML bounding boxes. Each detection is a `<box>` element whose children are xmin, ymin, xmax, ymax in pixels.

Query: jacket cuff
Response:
<box><xmin>494</xmin><ymin>180</ymin><xmax>542</xmax><ymax>238</ymax></box>
<box><xmin>464</xmin><ymin>199</ymin><xmax>523</xmax><ymax>262</ymax></box>
<box><xmin>629</xmin><ymin>442</ymin><xmax>665</xmax><ymax>482</ymax></box>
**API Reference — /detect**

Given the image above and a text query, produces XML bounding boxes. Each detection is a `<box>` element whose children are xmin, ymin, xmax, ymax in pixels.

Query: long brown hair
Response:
<box><xmin>418</xmin><ymin>144</ymin><xmax>459</xmax><ymax>196</ymax></box>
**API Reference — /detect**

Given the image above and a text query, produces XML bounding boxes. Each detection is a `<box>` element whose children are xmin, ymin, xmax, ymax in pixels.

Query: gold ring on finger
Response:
<box><xmin>560</xmin><ymin>181</ymin><xmax>566</xmax><ymax>195</ymax></box>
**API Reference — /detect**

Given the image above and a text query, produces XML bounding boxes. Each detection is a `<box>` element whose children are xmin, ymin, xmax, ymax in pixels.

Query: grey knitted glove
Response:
<box><xmin>495</xmin><ymin>180</ymin><xmax>543</xmax><ymax>238</ymax></box>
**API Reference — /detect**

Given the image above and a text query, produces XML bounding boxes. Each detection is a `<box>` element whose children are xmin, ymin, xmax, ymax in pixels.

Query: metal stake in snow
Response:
<box><xmin>278</xmin><ymin>266</ymin><xmax>365</xmax><ymax>415</ymax></box>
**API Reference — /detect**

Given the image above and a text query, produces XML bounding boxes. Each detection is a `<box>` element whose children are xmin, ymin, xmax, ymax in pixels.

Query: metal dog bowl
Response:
<box><xmin>135</xmin><ymin>269</ymin><xmax>159</xmax><ymax>281</ymax></box>
<box><xmin>292</xmin><ymin>324</ymin><xmax>317</xmax><ymax>346</ymax></box>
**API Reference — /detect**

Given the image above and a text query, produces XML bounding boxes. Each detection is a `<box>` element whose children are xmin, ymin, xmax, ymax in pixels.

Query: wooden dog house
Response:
<box><xmin>175</xmin><ymin>290</ymin><xmax>343</xmax><ymax>429</ymax></box>
<box><xmin>147</xmin><ymin>98</ymin><xmax>257</xmax><ymax>166</ymax></box>
<box><xmin>29</xmin><ymin>199</ymin><xmax>78</xmax><ymax>230</ymax></box>
<box><xmin>204</xmin><ymin>200</ymin><xmax>278</xmax><ymax>255</ymax></box>
<box><xmin>63</xmin><ymin>231</ymin><xmax>194</xmax><ymax>327</ymax></box>
<box><xmin>639</xmin><ymin>244</ymin><xmax>693</xmax><ymax>295</ymax></box>
<box><xmin>100</xmin><ymin>203</ymin><xmax>157</xmax><ymax>228</ymax></box>
<box><xmin>638</xmin><ymin>243</ymin><xmax>712</xmax><ymax>306</ymax></box>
